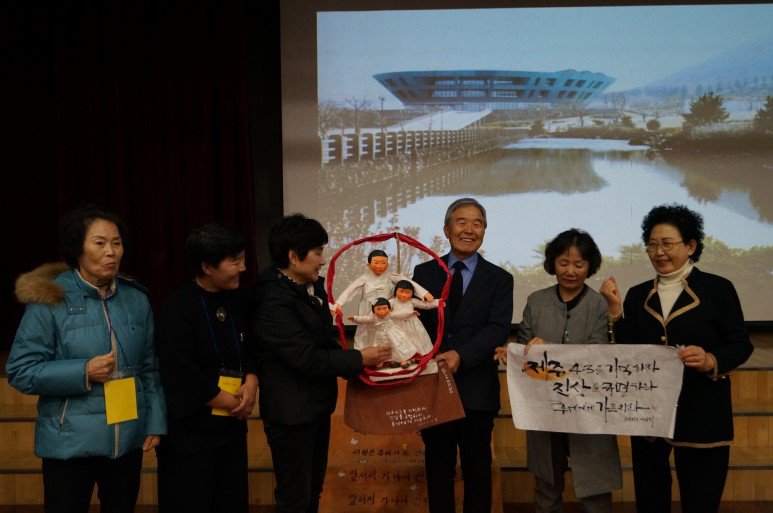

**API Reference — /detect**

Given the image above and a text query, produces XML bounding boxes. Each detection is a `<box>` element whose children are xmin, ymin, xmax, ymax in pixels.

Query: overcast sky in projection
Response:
<box><xmin>318</xmin><ymin>4</ymin><xmax>773</xmax><ymax>108</ymax></box>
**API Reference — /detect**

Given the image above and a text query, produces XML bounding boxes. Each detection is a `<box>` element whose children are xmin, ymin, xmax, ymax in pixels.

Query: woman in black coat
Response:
<box><xmin>601</xmin><ymin>204</ymin><xmax>753</xmax><ymax>513</ymax></box>
<box><xmin>253</xmin><ymin>214</ymin><xmax>390</xmax><ymax>513</ymax></box>
<box><xmin>156</xmin><ymin>222</ymin><xmax>257</xmax><ymax>513</ymax></box>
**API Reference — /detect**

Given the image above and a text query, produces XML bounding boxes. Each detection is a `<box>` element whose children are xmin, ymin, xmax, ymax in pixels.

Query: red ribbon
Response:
<box><xmin>326</xmin><ymin>232</ymin><xmax>451</xmax><ymax>387</ymax></box>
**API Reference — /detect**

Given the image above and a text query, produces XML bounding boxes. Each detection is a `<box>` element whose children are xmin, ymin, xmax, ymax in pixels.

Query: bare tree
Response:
<box><xmin>378</xmin><ymin>96</ymin><xmax>386</xmax><ymax>133</ymax></box>
<box><xmin>610</xmin><ymin>92</ymin><xmax>628</xmax><ymax>124</ymax></box>
<box><xmin>631</xmin><ymin>99</ymin><xmax>655</xmax><ymax>123</ymax></box>
<box><xmin>318</xmin><ymin>100</ymin><xmax>336</xmax><ymax>141</ymax></box>
<box><xmin>337</xmin><ymin>106</ymin><xmax>348</xmax><ymax>135</ymax></box>
<box><xmin>345</xmin><ymin>97</ymin><xmax>372</xmax><ymax>136</ymax></box>
<box><xmin>397</xmin><ymin>110</ymin><xmax>407</xmax><ymax>133</ymax></box>
<box><xmin>530</xmin><ymin>104</ymin><xmax>547</xmax><ymax>129</ymax></box>
<box><xmin>571</xmin><ymin>103</ymin><xmax>588</xmax><ymax>127</ymax></box>
<box><xmin>664</xmin><ymin>96</ymin><xmax>685</xmax><ymax>116</ymax></box>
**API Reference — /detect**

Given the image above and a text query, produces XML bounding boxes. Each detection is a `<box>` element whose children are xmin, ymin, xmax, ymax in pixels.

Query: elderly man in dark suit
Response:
<box><xmin>412</xmin><ymin>197</ymin><xmax>514</xmax><ymax>513</ymax></box>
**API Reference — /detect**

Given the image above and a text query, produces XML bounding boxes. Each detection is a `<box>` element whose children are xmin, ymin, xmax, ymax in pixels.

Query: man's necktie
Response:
<box><xmin>446</xmin><ymin>260</ymin><xmax>466</xmax><ymax>322</ymax></box>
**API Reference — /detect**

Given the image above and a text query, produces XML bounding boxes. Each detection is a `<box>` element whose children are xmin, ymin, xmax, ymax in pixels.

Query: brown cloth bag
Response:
<box><xmin>344</xmin><ymin>361</ymin><xmax>465</xmax><ymax>434</ymax></box>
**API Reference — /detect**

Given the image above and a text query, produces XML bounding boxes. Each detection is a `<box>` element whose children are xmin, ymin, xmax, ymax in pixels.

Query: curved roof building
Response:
<box><xmin>374</xmin><ymin>70</ymin><xmax>615</xmax><ymax>109</ymax></box>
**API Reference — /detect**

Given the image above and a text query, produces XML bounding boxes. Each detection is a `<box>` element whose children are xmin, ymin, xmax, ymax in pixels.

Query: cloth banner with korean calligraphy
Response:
<box><xmin>506</xmin><ymin>343</ymin><xmax>683</xmax><ymax>437</ymax></box>
<box><xmin>344</xmin><ymin>360</ymin><xmax>465</xmax><ymax>434</ymax></box>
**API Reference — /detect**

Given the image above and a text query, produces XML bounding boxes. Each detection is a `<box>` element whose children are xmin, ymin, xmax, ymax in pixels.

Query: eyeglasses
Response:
<box><xmin>645</xmin><ymin>240</ymin><xmax>684</xmax><ymax>253</ymax></box>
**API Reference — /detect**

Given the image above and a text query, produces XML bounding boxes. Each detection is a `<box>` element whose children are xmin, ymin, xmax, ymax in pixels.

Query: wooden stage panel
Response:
<box><xmin>320</xmin><ymin>382</ymin><xmax>504</xmax><ymax>513</ymax></box>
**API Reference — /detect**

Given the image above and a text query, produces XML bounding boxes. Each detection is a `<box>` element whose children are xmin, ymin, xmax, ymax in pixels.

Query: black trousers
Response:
<box><xmin>631</xmin><ymin>436</ymin><xmax>730</xmax><ymax>513</ymax></box>
<box><xmin>264</xmin><ymin>416</ymin><xmax>331</xmax><ymax>513</ymax></box>
<box><xmin>420</xmin><ymin>409</ymin><xmax>496</xmax><ymax>513</ymax></box>
<box><xmin>157</xmin><ymin>435</ymin><xmax>248</xmax><ymax>513</ymax></box>
<box><xmin>42</xmin><ymin>448</ymin><xmax>143</xmax><ymax>513</ymax></box>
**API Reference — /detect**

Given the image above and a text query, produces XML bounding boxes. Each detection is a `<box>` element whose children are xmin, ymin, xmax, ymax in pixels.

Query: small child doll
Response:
<box><xmin>389</xmin><ymin>280</ymin><xmax>440</xmax><ymax>362</ymax></box>
<box><xmin>348</xmin><ymin>297</ymin><xmax>420</xmax><ymax>368</ymax></box>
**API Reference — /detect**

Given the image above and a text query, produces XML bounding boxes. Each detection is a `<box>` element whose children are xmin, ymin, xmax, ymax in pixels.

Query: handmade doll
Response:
<box><xmin>332</xmin><ymin>249</ymin><xmax>433</xmax><ymax>349</ymax></box>
<box><xmin>389</xmin><ymin>280</ymin><xmax>440</xmax><ymax>360</ymax></box>
<box><xmin>348</xmin><ymin>297</ymin><xmax>419</xmax><ymax>368</ymax></box>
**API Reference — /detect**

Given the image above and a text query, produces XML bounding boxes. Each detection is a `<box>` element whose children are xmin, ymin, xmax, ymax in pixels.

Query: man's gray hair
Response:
<box><xmin>443</xmin><ymin>197</ymin><xmax>487</xmax><ymax>228</ymax></box>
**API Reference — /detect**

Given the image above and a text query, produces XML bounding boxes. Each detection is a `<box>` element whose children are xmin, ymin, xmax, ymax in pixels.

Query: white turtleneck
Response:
<box><xmin>657</xmin><ymin>261</ymin><xmax>694</xmax><ymax>318</ymax></box>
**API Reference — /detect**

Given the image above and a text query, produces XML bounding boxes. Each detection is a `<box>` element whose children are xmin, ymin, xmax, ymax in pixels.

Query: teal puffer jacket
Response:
<box><xmin>6</xmin><ymin>263</ymin><xmax>167</xmax><ymax>460</ymax></box>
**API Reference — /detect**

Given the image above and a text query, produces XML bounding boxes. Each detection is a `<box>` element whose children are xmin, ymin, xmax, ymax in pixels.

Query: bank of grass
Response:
<box><xmin>484</xmin><ymin>120</ymin><xmax>531</xmax><ymax>129</ymax></box>
<box><xmin>550</xmin><ymin>125</ymin><xmax>648</xmax><ymax>142</ymax></box>
<box><xmin>657</xmin><ymin>129</ymin><xmax>773</xmax><ymax>154</ymax></box>
<box><xmin>545</xmin><ymin>124</ymin><xmax>773</xmax><ymax>154</ymax></box>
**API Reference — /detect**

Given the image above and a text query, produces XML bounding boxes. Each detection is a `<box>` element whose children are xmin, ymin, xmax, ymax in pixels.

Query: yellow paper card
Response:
<box><xmin>212</xmin><ymin>375</ymin><xmax>242</xmax><ymax>416</ymax></box>
<box><xmin>104</xmin><ymin>377</ymin><xmax>138</xmax><ymax>425</ymax></box>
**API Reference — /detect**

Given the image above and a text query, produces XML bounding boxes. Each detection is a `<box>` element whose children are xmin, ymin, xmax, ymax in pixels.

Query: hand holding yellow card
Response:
<box><xmin>212</xmin><ymin>375</ymin><xmax>242</xmax><ymax>416</ymax></box>
<box><xmin>104</xmin><ymin>377</ymin><xmax>138</xmax><ymax>425</ymax></box>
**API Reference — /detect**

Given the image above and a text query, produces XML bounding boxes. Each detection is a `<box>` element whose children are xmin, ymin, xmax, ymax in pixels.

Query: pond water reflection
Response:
<box><xmin>319</xmin><ymin>138</ymin><xmax>773</xmax><ymax>320</ymax></box>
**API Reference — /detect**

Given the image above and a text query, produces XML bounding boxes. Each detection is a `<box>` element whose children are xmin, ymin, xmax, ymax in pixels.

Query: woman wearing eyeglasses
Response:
<box><xmin>600</xmin><ymin>204</ymin><xmax>753</xmax><ymax>513</ymax></box>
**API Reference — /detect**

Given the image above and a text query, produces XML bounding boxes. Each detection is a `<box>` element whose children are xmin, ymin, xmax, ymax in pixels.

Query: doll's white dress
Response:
<box><xmin>350</xmin><ymin>311</ymin><xmax>417</xmax><ymax>362</ymax></box>
<box><xmin>388</xmin><ymin>297</ymin><xmax>438</xmax><ymax>357</ymax></box>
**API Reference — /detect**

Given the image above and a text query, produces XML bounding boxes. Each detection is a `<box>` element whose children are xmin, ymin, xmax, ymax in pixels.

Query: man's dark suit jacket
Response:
<box><xmin>413</xmin><ymin>254</ymin><xmax>514</xmax><ymax>411</ymax></box>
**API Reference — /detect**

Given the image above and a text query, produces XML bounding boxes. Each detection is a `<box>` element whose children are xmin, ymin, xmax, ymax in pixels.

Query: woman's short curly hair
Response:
<box><xmin>543</xmin><ymin>228</ymin><xmax>602</xmax><ymax>278</ymax></box>
<box><xmin>269</xmin><ymin>214</ymin><xmax>328</xmax><ymax>268</ymax></box>
<box><xmin>59</xmin><ymin>204</ymin><xmax>126</xmax><ymax>269</ymax></box>
<box><xmin>641</xmin><ymin>204</ymin><xmax>704</xmax><ymax>262</ymax></box>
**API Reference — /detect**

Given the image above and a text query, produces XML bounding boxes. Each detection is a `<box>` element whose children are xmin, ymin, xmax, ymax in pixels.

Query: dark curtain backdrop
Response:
<box><xmin>4</xmin><ymin>2</ymin><xmax>282</xmax><ymax>349</ymax></box>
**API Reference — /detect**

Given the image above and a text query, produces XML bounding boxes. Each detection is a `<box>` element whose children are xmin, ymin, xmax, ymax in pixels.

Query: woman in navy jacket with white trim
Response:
<box><xmin>601</xmin><ymin>204</ymin><xmax>753</xmax><ymax>513</ymax></box>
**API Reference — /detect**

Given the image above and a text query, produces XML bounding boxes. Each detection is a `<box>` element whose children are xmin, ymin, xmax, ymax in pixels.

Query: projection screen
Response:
<box><xmin>281</xmin><ymin>1</ymin><xmax>773</xmax><ymax>322</ymax></box>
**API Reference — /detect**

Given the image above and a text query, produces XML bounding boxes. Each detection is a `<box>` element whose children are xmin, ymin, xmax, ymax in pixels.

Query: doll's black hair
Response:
<box><xmin>367</xmin><ymin>249</ymin><xmax>388</xmax><ymax>263</ymax></box>
<box><xmin>371</xmin><ymin>297</ymin><xmax>392</xmax><ymax>311</ymax></box>
<box><xmin>393</xmin><ymin>280</ymin><xmax>415</xmax><ymax>297</ymax></box>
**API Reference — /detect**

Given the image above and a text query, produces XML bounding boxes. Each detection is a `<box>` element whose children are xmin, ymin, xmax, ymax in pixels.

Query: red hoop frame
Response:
<box><xmin>326</xmin><ymin>232</ymin><xmax>452</xmax><ymax>387</ymax></box>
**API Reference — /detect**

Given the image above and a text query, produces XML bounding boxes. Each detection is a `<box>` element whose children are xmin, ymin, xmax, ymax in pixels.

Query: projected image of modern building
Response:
<box><xmin>374</xmin><ymin>70</ymin><xmax>615</xmax><ymax>110</ymax></box>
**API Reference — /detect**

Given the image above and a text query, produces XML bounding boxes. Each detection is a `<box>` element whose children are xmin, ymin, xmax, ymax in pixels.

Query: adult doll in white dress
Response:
<box><xmin>332</xmin><ymin>250</ymin><xmax>433</xmax><ymax>350</ymax></box>
<box><xmin>348</xmin><ymin>298</ymin><xmax>419</xmax><ymax>367</ymax></box>
<box><xmin>389</xmin><ymin>280</ymin><xmax>440</xmax><ymax>359</ymax></box>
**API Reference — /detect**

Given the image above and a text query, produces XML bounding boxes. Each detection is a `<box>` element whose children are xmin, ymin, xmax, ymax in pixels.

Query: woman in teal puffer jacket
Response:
<box><xmin>6</xmin><ymin>205</ymin><xmax>166</xmax><ymax>513</ymax></box>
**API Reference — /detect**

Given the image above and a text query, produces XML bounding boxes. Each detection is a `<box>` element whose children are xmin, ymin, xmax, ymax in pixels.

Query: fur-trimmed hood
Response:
<box><xmin>15</xmin><ymin>263</ymin><xmax>147</xmax><ymax>306</ymax></box>
<box><xmin>15</xmin><ymin>262</ymin><xmax>70</xmax><ymax>306</ymax></box>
